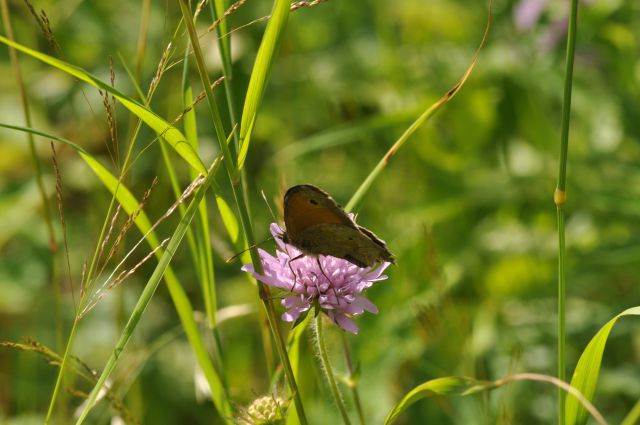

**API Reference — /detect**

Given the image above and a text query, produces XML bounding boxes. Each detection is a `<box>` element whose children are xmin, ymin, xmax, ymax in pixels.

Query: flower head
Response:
<box><xmin>242</xmin><ymin>223</ymin><xmax>390</xmax><ymax>334</ymax></box>
<box><xmin>237</xmin><ymin>394</ymin><xmax>287</xmax><ymax>425</ymax></box>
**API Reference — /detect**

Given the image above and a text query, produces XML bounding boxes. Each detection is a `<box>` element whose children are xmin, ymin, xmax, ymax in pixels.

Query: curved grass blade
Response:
<box><xmin>384</xmin><ymin>376</ymin><xmax>489</xmax><ymax>424</ymax></box>
<box><xmin>345</xmin><ymin>0</ymin><xmax>492</xmax><ymax>212</ymax></box>
<box><xmin>2</xmin><ymin>123</ymin><xmax>232</xmax><ymax>423</ymax></box>
<box><xmin>237</xmin><ymin>0</ymin><xmax>290</xmax><ymax>170</ymax></box>
<box><xmin>274</xmin><ymin>107</ymin><xmax>419</xmax><ymax>161</ymax></box>
<box><xmin>384</xmin><ymin>373</ymin><xmax>607</xmax><ymax>425</ymax></box>
<box><xmin>566</xmin><ymin>307</ymin><xmax>640</xmax><ymax>425</ymax></box>
<box><xmin>0</xmin><ymin>35</ymin><xmax>205</xmax><ymax>174</ymax></box>
<box><xmin>75</xmin><ymin>159</ymin><xmax>221</xmax><ymax>425</ymax></box>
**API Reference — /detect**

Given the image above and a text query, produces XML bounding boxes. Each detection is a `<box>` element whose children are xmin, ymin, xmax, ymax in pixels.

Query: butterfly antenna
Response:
<box><xmin>225</xmin><ymin>237</ymin><xmax>273</xmax><ymax>263</ymax></box>
<box><xmin>261</xmin><ymin>189</ymin><xmax>279</xmax><ymax>223</ymax></box>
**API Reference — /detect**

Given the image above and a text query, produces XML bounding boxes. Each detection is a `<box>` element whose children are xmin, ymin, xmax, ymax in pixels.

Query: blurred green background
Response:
<box><xmin>1</xmin><ymin>0</ymin><xmax>639</xmax><ymax>423</ymax></box>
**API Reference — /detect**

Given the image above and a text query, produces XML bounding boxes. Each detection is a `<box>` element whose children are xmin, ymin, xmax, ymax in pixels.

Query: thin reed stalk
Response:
<box><xmin>556</xmin><ymin>0</ymin><xmax>580</xmax><ymax>424</ymax></box>
<box><xmin>177</xmin><ymin>1</ymin><xmax>308</xmax><ymax>424</ymax></box>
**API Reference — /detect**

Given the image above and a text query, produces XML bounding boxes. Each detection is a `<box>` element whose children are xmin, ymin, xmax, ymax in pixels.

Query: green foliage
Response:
<box><xmin>566</xmin><ymin>307</ymin><xmax>640</xmax><ymax>425</ymax></box>
<box><xmin>1</xmin><ymin>0</ymin><xmax>639</xmax><ymax>424</ymax></box>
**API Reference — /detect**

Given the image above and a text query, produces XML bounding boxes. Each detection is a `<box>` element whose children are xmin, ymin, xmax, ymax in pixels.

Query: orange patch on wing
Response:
<box><xmin>286</xmin><ymin>194</ymin><xmax>350</xmax><ymax>235</ymax></box>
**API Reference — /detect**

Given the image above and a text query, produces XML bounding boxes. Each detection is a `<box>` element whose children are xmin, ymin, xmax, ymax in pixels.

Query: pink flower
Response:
<box><xmin>242</xmin><ymin>223</ymin><xmax>390</xmax><ymax>334</ymax></box>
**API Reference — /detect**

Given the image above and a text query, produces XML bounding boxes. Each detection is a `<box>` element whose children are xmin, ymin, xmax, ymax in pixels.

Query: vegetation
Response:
<box><xmin>0</xmin><ymin>0</ymin><xmax>638</xmax><ymax>424</ymax></box>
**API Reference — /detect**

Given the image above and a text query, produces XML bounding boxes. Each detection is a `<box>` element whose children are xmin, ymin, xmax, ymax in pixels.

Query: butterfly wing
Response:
<box><xmin>294</xmin><ymin>223</ymin><xmax>392</xmax><ymax>268</ymax></box>
<box><xmin>283</xmin><ymin>184</ymin><xmax>395</xmax><ymax>267</ymax></box>
<box><xmin>356</xmin><ymin>225</ymin><xmax>396</xmax><ymax>264</ymax></box>
<box><xmin>284</xmin><ymin>185</ymin><xmax>355</xmax><ymax>237</ymax></box>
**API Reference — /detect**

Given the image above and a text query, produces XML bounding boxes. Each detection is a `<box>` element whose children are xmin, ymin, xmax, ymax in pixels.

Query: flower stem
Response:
<box><xmin>341</xmin><ymin>333</ymin><xmax>366</xmax><ymax>425</ymax></box>
<box><xmin>315</xmin><ymin>315</ymin><xmax>352</xmax><ymax>425</ymax></box>
<box><xmin>556</xmin><ymin>0</ymin><xmax>579</xmax><ymax>424</ymax></box>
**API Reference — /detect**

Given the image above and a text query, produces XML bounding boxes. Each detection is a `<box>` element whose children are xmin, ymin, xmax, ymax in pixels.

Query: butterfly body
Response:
<box><xmin>283</xmin><ymin>184</ymin><xmax>395</xmax><ymax>268</ymax></box>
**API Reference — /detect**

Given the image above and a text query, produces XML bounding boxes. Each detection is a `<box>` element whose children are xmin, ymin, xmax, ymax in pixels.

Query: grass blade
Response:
<box><xmin>237</xmin><ymin>0</ymin><xmax>290</xmax><ymax>170</ymax></box>
<box><xmin>384</xmin><ymin>377</ymin><xmax>487</xmax><ymax>424</ymax></box>
<box><xmin>384</xmin><ymin>373</ymin><xmax>607</xmax><ymax>425</ymax></box>
<box><xmin>0</xmin><ymin>35</ymin><xmax>205</xmax><ymax>174</ymax></box>
<box><xmin>1</xmin><ymin>123</ymin><xmax>232</xmax><ymax>422</ymax></box>
<box><xmin>345</xmin><ymin>0</ymin><xmax>492</xmax><ymax>212</ymax></box>
<box><xmin>565</xmin><ymin>307</ymin><xmax>640</xmax><ymax>425</ymax></box>
<box><xmin>75</xmin><ymin>159</ymin><xmax>221</xmax><ymax>425</ymax></box>
<box><xmin>179</xmin><ymin>0</ymin><xmax>308</xmax><ymax>421</ymax></box>
<box><xmin>621</xmin><ymin>399</ymin><xmax>640</xmax><ymax>425</ymax></box>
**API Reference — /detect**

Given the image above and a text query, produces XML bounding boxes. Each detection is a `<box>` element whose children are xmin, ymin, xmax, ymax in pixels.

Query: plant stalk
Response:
<box><xmin>315</xmin><ymin>315</ymin><xmax>352</xmax><ymax>425</ymax></box>
<box><xmin>341</xmin><ymin>333</ymin><xmax>365</xmax><ymax>425</ymax></box>
<box><xmin>556</xmin><ymin>0</ymin><xmax>579</xmax><ymax>424</ymax></box>
<box><xmin>177</xmin><ymin>1</ymin><xmax>307</xmax><ymax>423</ymax></box>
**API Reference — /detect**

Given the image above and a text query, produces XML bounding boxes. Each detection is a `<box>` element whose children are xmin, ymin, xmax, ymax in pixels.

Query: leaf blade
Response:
<box><xmin>0</xmin><ymin>35</ymin><xmax>205</xmax><ymax>174</ymax></box>
<box><xmin>237</xmin><ymin>0</ymin><xmax>290</xmax><ymax>169</ymax></box>
<box><xmin>565</xmin><ymin>306</ymin><xmax>640</xmax><ymax>425</ymax></box>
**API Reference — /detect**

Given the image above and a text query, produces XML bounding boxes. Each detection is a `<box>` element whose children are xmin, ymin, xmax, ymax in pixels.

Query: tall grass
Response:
<box><xmin>556</xmin><ymin>0</ymin><xmax>579</xmax><ymax>423</ymax></box>
<box><xmin>1</xmin><ymin>0</ymin><xmax>639</xmax><ymax>424</ymax></box>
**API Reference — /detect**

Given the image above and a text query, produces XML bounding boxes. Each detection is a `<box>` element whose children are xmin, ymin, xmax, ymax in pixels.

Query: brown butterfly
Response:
<box><xmin>282</xmin><ymin>184</ymin><xmax>395</xmax><ymax>268</ymax></box>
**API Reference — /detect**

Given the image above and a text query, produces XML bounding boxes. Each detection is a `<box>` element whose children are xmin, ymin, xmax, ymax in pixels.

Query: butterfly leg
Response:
<box><xmin>315</xmin><ymin>257</ymin><xmax>340</xmax><ymax>301</ymax></box>
<box><xmin>287</xmin><ymin>253</ymin><xmax>305</xmax><ymax>291</ymax></box>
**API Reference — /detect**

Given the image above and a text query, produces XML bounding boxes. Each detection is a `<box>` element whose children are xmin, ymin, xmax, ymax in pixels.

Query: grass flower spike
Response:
<box><xmin>242</xmin><ymin>223</ymin><xmax>391</xmax><ymax>333</ymax></box>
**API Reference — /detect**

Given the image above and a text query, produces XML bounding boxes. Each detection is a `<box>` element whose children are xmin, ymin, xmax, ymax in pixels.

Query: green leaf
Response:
<box><xmin>566</xmin><ymin>306</ymin><xmax>640</xmax><ymax>425</ymax></box>
<box><xmin>0</xmin><ymin>35</ymin><xmax>205</xmax><ymax>174</ymax></box>
<box><xmin>216</xmin><ymin>194</ymin><xmax>240</xmax><ymax>243</ymax></box>
<box><xmin>384</xmin><ymin>377</ymin><xmax>491</xmax><ymax>425</ymax></box>
<box><xmin>237</xmin><ymin>0</ymin><xmax>290</xmax><ymax>170</ymax></box>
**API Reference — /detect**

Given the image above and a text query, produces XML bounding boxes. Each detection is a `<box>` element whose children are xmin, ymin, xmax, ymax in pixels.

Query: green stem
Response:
<box><xmin>178</xmin><ymin>2</ymin><xmax>307</xmax><ymax>423</ymax></box>
<box><xmin>209</xmin><ymin>0</ymin><xmax>240</xmax><ymax>150</ymax></box>
<box><xmin>556</xmin><ymin>0</ymin><xmax>579</xmax><ymax>424</ymax></box>
<box><xmin>315</xmin><ymin>315</ymin><xmax>352</xmax><ymax>425</ymax></box>
<box><xmin>341</xmin><ymin>333</ymin><xmax>365</xmax><ymax>425</ymax></box>
<box><xmin>45</xmin><ymin>316</ymin><xmax>79</xmax><ymax>423</ymax></box>
<box><xmin>134</xmin><ymin>0</ymin><xmax>152</xmax><ymax>80</ymax></box>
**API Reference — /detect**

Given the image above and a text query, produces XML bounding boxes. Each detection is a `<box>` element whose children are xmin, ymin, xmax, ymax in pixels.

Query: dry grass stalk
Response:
<box><xmin>79</xmin><ymin>173</ymin><xmax>204</xmax><ymax>318</ymax></box>
<box><xmin>96</xmin><ymin>204</ymin><xmax>122</xmax><ymax>271</ymax></box>
<box><xmin>172</xmin><ymin>76</ymin><xmax>225</xmax><ymax>124</ymax></box>
<box><xmin>219</xmin><ymin>0</ymin><xmax>328</xmax><ymax>38</ymax></box>
<box><xmin>0</xmin><ymin>339</ymin><xmax>139</xmax><ymax>424</ymax></box>
<box><xmin>194</xmin><ymin>0</ymin><xmax>208</xmax><ymax>20</ymax></box>
<box><xmin>80</xmin><ymin>238</ymin><xmax>169</xmax><ymax>319</ymax></box>
<box><xmin>103</xmin><ymin>177</ymin><xmax>159</xmax><ymax>270</ymax></box>
<box><xmin>51</xmin><ymin>142</ymin><xmax>76</xmax><ymax>307</ymax></box>
<box><xmin>207</xmin><ymin>0</ymin><xmax>247</xmax><ymax>32</ymax></box>
<box><xmin>22</xmin><ymin>0</ymin><xmax>61</xmax><ymax>55</ymax></box>
<box><xmin>147</xmin><ymin>42</ymin><xmax>173</xmax><ymax>98</ymax></box>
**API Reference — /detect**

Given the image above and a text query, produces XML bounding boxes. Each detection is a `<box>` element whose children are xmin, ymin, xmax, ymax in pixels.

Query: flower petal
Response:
<box><xmin>333</xmin><ymin>313</ymin><xmax>359</xmax><ymax>334</ymax></box>
<box><xmin>352</xmin><ymin>296</ymin><xmax>378</xmax><ymax>314</ymax></box>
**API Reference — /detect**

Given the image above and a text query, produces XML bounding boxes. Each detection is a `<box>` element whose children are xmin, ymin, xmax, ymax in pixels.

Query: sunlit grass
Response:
<box><xmin>1</xmin><ymin>0</ymin><xmax>639</xmax><ymax>424</ymax></box>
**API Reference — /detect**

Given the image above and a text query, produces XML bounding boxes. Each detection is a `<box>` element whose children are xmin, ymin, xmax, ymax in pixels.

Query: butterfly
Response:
<box><xmin>281</xmin><ymin>184</ymin><xmax>395</xmax><ymax>268</ymax></box>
